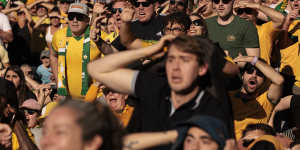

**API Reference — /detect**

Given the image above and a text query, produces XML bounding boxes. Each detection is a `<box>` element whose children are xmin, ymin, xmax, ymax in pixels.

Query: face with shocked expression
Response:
<box><xmin>166</xmin><ymin>45</ymin><xmax>207</xmax><ymax>94</ymax></box>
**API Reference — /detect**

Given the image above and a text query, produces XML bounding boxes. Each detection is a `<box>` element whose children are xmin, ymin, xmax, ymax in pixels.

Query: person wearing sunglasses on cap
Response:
<box><xmin>205</xmin><ymin>0</ymin><xmax>260</xmax><ymax>59</ymax></box>
<box><xmin>230</xmin><ymin>55</ymin><xmax>284</xmax><ymax>140</ymax></box>
<box><xmin>234</xmin><ymin>0</ymin><xmax>284</xmax><ymax>65</ymax></box>
<box><xmin>51</xmin><ymin>2</ymin><xmax>106</xmax><ymax>99</ymax></box>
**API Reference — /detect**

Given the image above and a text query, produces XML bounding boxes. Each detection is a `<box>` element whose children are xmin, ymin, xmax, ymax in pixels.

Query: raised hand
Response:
<box><xmin>90</xmin><ymin>16</ymin><xmax>103</xmax><ymax>42</ymax></box>
<box><xmin>120</xmin><ymin>6</ymin><xmax>135</xmax><ymax>23</ymax></box>
<box><xmin>93</xmin><ymin>2</ymin><xmax>107</xmax><ymax>16</ymax></box>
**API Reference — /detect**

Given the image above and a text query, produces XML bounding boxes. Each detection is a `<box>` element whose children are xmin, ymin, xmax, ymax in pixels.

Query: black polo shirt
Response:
<box><xmin>111</xmin><ymin>15</ymin><xmax>166</xmax><ymax>51</ymax></box>
<box><xmin>129</xmin><ymin>71</ymin><xmax>233</xmax><ymax>133</ymax></box>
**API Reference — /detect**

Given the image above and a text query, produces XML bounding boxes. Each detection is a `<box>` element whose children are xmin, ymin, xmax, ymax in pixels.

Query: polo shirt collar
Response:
<box><xmin>167</xmin><ymin>90</ymin><xmax>205</xmax><ymax>116</ymax></box>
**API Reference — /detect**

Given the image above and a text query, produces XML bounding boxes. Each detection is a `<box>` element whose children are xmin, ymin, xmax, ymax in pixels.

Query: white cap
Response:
<box><xmin>68</xmin><ymin>3</ymin><xmax>88</xmax><ymax>16</ymax></box>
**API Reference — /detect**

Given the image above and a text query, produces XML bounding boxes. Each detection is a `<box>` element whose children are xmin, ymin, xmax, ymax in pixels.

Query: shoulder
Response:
<box><xmin>205</xmin><ymin>16</ymin><xmax>218</xmax><ymax>24</ymax></box>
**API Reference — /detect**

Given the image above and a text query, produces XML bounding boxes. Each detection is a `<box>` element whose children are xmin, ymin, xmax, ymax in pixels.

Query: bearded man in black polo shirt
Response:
<box><xmin>88</xmin><ymin>35</ymin><xmax>233</xmax><ymax>139</ymax></box>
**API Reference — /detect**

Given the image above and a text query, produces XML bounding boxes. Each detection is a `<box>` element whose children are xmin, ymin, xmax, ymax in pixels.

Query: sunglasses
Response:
<box><xmin>134</xmin><ymin>1</ymin><xmax>152</xmax><ymax>7</ymax></box>
<box><xmin>100</xmin><ymin>22</ymin><xmax>107</xmax><ymax>26</ymax></box>
<box><xmin>192</xmin><ymin>19</ymin><xmax>204</xmax><ymax>26</ymax></box>
<box><xmin>236</xmin><ymin>8</ymin><xmax>254</xmax><ymax>15</ymax></box>
<box><xmin>112</xmin><ymin>8</ymin><xmax>123</xmax><ymax>14</ymax></box>
<box><xmin>61</xmin><ymin>1</ymin><xmax>72</xmax><ymax>4</ymax></box>
<box><xmin>17</xmin><ymin>11</ymin><xmax>25</xmax><ymax>16</ymax></box>
<box><xmin>22</xmin><ymin>108</ymin><xmax>39</xmax><ymax>115</ymax></box>
<box><xmin>244</xmin><ymin>65</ymin><xmax>264</xmax><ymax>77</ymax></box>
<box><xmin>212</xmin><ymin>0</ymin><xmax>231</xmax><ymax>4</ymax></box>
<box><xmin>50</xmin><ymin>16</ymin><xmax>60</xmax><ymax>20</ymax></box>
<box><xmin>102</xmin><ymin>88</ymin><xmax>117</xmax><ymax>95</ymax></box>
<box><xmin>68</xmin><ymin>13</ymin><xmax>86</xmax><ymax>21</ymax></box>
<box><xmin>170</xmin><ymin>0</ymin><xmax>185</xmax><ymax>6</ymax></box>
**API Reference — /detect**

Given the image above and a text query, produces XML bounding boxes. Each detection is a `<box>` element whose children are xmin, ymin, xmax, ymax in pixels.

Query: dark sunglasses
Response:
<box><xmin>17</xmin><ymin>11</ymin><xmax>25</xmax><ymax>15</ymax></box>
<box><xmin>68</xmin><ymin>13</ymin><xmax>86</xmax><ymax>21</ymax></box>
<box><xmin>61</xmin><ymin>1</ymin><xmax>72</xmax><ymax>4</ymax></box>
<box><xmin>170</xmin><ymin>0</ymin><xmax>185</xmax><ymax>6</ymax></box>
<box><xmin>236</xmin><ymin>8</ymin><xmax>254</xmax><ymax>15</ymax></box>
<box><xmin>100</xmin><ymin>22</ymin><xmax>107</xmax><ymax>26</ymax></box>
<box><xmin>245</xmin><ymin>65</ymin><xmax>264</xmax><ymax>77</ymax></box>
<box><xmin>50</xmin><ymin>16</ymin><xmax>60</xmax><ymax>20</ymax></box>
<box><xmin>22</xmin><ymin>108</ymin><xmax>39</xmax><ymax>115</ymax></box>
<box><xmin>112</xmin><ymin>8</ymin><xmax>123</xmax><ymax>14</ymax></box>
<box><xmin>134</xmin><ymin>1</ymin><xmax>152</xmax><ymax>7</ymax></box>
<box><xmin>212</xmin><ymin>0</ymin><xmax>231</xmax><ymax>4</ymax></box>
<box><xmin>102</xmin><ymin>88</ymin><xmax>117</xmax><ymax>95</ymax></box>
<box><xmin>242</xmin><ymin>139</ymin><xmax>255</xmax><ymax>147</ymax></box>
<box><xmin>192</xmin><ymin>19</ymin><xmax>204</xmax><ymax>26</ymax></box>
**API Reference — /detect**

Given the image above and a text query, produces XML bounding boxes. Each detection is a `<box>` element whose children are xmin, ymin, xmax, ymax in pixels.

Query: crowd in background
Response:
<box><xmin>0</xmin><ymin>0</ymin><xmax>299</xmax><ymax>149</ymax></box>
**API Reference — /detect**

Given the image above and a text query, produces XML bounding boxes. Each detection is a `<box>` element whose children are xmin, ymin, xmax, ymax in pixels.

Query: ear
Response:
<box><xmin>198</xmin><ymin>63</ymin><xmax>208</xmax><ymax>76</ymax></box>
<box><xmin>84</xmin><ymin>135</ymin><xmax>103</xmax><ymax>150</ymax></box>
<box><xmin>124</xmin><ymin>94</ymin><xmax>129</xmax><ymax>100</ymax></box>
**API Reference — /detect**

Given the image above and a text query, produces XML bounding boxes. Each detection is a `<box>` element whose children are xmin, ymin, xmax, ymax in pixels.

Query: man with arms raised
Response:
<box><xmin>88</xmin><ymin>35</ymin><xmax>233</xmax><ymax>144</ymax></box>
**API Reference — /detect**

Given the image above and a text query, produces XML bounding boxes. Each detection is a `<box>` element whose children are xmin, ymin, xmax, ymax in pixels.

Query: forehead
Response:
<box><xmin>168</xmin><ymin>45</ymin><xmax>197</xmax><ymax>57</ymax></box>
<box><xmin>45</xmin><ymin>107</ymin><xmax>78</xmax><ymax>126</ymax></box>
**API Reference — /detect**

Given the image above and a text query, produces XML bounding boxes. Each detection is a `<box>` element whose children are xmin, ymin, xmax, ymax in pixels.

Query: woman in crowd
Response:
<box><xmin>4</xmin><ymin>65</ymin><xmax>36</xmax><ymax>105</ymax></box>
<box><xmin>0</xmin><ymin>78</ymin><xmax>38</xmax><ymax>149</ymax></box>
<box><xmin>41</xmin><ymin>99</ymin><xmax>124</xmax><ymax>150</ymax></box>
<box><xmin>188</xmin><ymin>13</ymin><xmax>207</xmax><ymax>37</ymax></box>
<box><xmin>45</xmin><ymin>7</ymin><xmax>63</xmax><ymax>50</ymax></box>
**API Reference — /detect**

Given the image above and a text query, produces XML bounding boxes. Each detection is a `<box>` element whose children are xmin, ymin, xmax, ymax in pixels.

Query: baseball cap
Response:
<box><xmin>68</xmin><ymin>2</ymin><xmax>89</xmax><ymax>16</ymax></box>
<box><xmin>171</xmin><ymin>115</ymin><xmax>229</xmax><ymax>150</ymax></box>
<box><xmin>40</xmin><ymin>50</ymin><xmax>50</xmax><ymax>59</ymax></box>
<box><xmin>20</xmin><ymin>99</ymin><xmax>41</xmax><ymax>111</ymax></box>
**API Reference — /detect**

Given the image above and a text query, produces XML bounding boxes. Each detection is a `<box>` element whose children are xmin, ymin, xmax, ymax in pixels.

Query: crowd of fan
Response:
<box><xmin>0</xmin><ymin>0</ymin><xmax>299</xmax><ymax>149</ymax></box>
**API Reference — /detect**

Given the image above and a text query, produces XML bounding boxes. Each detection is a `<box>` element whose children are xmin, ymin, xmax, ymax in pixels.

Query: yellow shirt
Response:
<box><xmin>52</xmin><ymin>27</ymin><xmax>102</xmax><ymax>99</ymax></box>
<box><xmin>230</xmin><ymin>91</ymin><xmax>274</xmax><ymax>139</ymax></box>
<box><xmin>279</xmin><ymin>20</ymin><xmax>300</xmax><ymax>87</ymax></box>
<box><xmin>32</xmin><ymin>16</ymin><xmax>50</xmax><ymax>25</ymax></box>
<box><xmin>101</xmin><ymin>31</ymin><xmax>119</xmax><ymax>43</ymax></box>
<box><xmin>256</xmin><ymin>22</ymin><xmax>280</xmax><ymax>64</ymax></box>
<box><xmin>12</xmin><ymin>128</ymin><xmax>35</xmax><ymax>150</ymax></box>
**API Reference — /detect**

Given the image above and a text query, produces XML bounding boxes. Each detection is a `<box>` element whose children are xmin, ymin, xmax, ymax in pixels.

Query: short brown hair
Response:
<box><xmin>168</xmin><ymin>35</ymin><xmax>213</xmax><ymax>66</ymax></box>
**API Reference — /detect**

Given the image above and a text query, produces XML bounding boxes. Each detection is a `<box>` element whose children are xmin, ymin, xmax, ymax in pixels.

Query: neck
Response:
<box><xmin>240</xmin><ymin>87</ymin><xmax>257</xmax><ymax>99</ymax></box>
<box><xmin>217</xmin><ymin>13</ymin><xmax>234</xmax><ymax>25</ymax></box>
<box><xmin>171</xmin><ymin>86</ymin><xmax>200</xmax><ymax>109</ymax></box>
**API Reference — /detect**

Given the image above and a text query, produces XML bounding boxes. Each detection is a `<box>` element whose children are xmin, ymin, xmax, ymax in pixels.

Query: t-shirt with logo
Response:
<box><xmin>206</xmin><ymin>15</ymin><xmax>259</xmax><ymax>58</ymax></box>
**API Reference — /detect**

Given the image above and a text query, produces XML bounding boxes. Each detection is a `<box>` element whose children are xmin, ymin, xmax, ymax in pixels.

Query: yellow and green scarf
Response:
<box><xmin>57</xmin><ymin>26</ymin><xmax>91</xmax><ymax>96</ymax></box>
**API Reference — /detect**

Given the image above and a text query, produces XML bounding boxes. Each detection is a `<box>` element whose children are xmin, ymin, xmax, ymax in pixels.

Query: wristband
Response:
<box><xmin>251</xmin><ymin>56</ymin><xmax>258</xmax><ymax>66</ymax></box>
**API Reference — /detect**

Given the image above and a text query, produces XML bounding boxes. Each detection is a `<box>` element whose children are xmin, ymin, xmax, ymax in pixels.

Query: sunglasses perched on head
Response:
<box><xmin>192</xmin><ymin>19</ymin><xmax>204</xmax><ymax>26</ymax></box>
<box><xmin>212</xmin><ymin>0</ymin><xmax>231</xmax><ymax>4</ymax></box>
<box><xmin>134</xmin><ymin>1</ymin><xmax>152</xmax><ymax>7</ymax></box>
<box><xmin>170</xmin><ymin>0</ymin><xmax>185</xmax><ymax>6</ymax></box>
<box><xmin>112</xmin><ymin>8</ymin><xmax>123</xmax><ymax>14</ymax></box>
<box><xmin>68</xmin><ymin>13</ymin><xmax>87</xmax><ymax>21</ymax></box>
<box><xmin>236</xmin><ymin>8</ymin><xmax>254</xmax><ymax>15</ymax></box>
<box><xmin>21</xmin><ymin>108</ymin><xmax>39</xmax><ymax>115</ymax></box>
<box><xmin>244</xmin><ymin>65</ymin><xmax>264</xmax><ymax>77</ymax></box>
